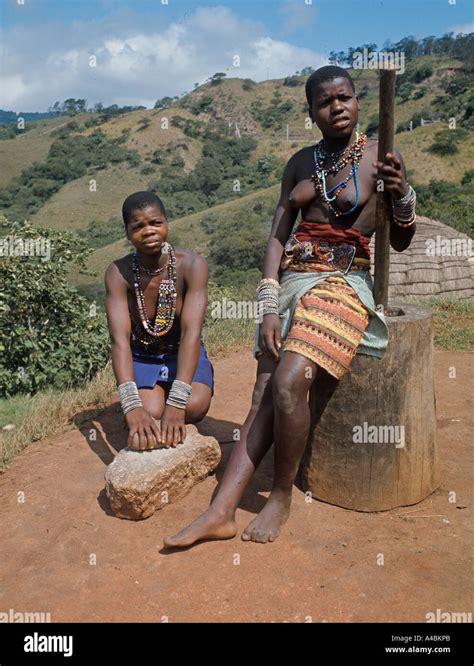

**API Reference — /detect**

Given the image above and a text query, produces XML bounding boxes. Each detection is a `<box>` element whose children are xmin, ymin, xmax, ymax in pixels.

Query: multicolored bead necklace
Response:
<box><xmin>132</xmin><ymin>242</ymin><xmax>177</xmax><ymax>339</ymax></box>
<box><xmin>311</xmin><ymin>132</ymin><xmax>368</xmax><ymax>218</ymax></box>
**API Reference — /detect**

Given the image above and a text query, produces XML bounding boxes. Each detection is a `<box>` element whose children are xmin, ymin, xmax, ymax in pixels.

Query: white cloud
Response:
<box><xmin>448</xmin><ymin>22</ymin><xmax>474</xmax><ymax>35</ymax></box>
<box><xmin>251</xmin><ymin>37</ymin><xmax>325</xmax><ymax>80</ymax></box>
<box><xmin>278</xmin><ymin>0</ymin><xmax>317</xmax><ymax>34</ymax></box>
<box><xmin>0</xmin><ymin>75</ymin><xmax>30</xmax><ymax>108</ymax></box>
<box><xmin>0</xmin><ymin>5</ymin><xmax>326</xmax><ymax>111</ymax></box>
<box><xmin>46</xmin><ymin>49</ymin><xmax>83</xmax><ymax>72</ymax></box>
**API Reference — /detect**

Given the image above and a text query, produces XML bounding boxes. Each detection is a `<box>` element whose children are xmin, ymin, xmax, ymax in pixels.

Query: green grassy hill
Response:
<box><xmin>1</xmin><ymin>52</ymin><xmax>472</xmax><ymax>296</ymax></box>
<box><xmin>31</xmin><ymin>163</ymin><xmax>146</xmax><ymax>231</ymax></box>
<box><xmin>2</xmin><ymin>54</ymin><xmax>470</xmax><ymax>190</ymax></box>
<box><xmin>395</xmin><ymin>123</ymin><xmax>474</xmax><ymax>183</ymax></box>
<box><xmin>0</xmin><ymin>112</ymin><xmax>96</xmax><ymax>188</ymax></box>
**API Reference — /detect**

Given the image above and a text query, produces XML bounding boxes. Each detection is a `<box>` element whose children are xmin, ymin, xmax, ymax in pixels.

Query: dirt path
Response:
<box><xmin>0</xmin><ymin>349</ymin><xmax>472</xmax><ymax>622</ymax></box>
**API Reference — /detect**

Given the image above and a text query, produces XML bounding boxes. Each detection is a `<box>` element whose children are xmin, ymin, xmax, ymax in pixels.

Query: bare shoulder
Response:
<box><xmin>175</xmin><ymin>248</ymin><xmax>208</xmax><ymax>275</ymax></box>
<box><xmin>112</xmin><ymin>252</ymin><xmax>134</xmax><ymax>269</ymax></box>
<box><xmin>365</xmin><ymin>138</ymin><xmax>379</xmax><ymax>154</ymax></box>
<box><xmin>280</xmin><ymin>146</ymin><xmax>314</xmax><ymax>184</ymax></box>
<box><xmin>288</xmin><ymin>145</ymin><xmax>314</xmax><ymax>166</ymax></box>
<box><xmin>105</xmin><ymin>253</ymin><xmax>133</xmax><ymax>286</ymax></box>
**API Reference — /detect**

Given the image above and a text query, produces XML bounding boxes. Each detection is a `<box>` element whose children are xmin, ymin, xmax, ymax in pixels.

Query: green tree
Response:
<box><xmin>397</xmin><ymin>82</ymin><xmax>415</xmax><ymax>102</ymax></box>
<box><xmin>196</xmin><ymin>157</ymin><xmax>221</xmax><ymax>195</ymax></box>
<box><xmin>154</xmin><ymin>96</ymin><xmax>173</xmax><ymax>109</ymax></box>
<box><xmin>0</xmin><ymin>217</ymin><xmax>110</xmax><ymax>396</ymax></box>
<box><xmin>210</xmin><ymin>73</ymin><xmax>227</xmax><ymax>86</ymax></box>
<box><xmin>242</xmin><ymin>79</ymin><xmax>256</xmax><ymax>91</ymax></box>
<box><xmin>428</xmin><ymin>128</ymin><xmax>469</xmax><ymax>156</ymax></box>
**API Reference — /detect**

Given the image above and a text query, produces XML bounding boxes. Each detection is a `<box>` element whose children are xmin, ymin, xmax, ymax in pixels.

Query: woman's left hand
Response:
<box><xmin>372</xmin><ymin>152</ymin><xmax>408</xmax><ymax>200</ymax></box>
<box><xmin>160</xmin><ymin>405</ymin><xmax>187</xmax><ymax>447</ymax></box>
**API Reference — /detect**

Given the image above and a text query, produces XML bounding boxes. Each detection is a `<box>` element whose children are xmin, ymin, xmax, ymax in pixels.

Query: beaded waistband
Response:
<box><xmin>131</xmin><ymin>331</ymin><xmax>180</xmax><ymax>356</ymax></box>
<box><xmin>281</xmin><ymin>236</ymin><xmax>370</xmax><ymax>274</ymax></box>
<box><xmin>284</xmin><ymin>258</ymin><xmax>370</xmax><ymax>273</ymax></box>
<box><xmin>132</xmin><ymin>344</ymin><xmax>180</xmax><ymax>358</ymax></box>
<box><xmin>294</xmin><ymin>221</ymin><xmax>372</xmax><ymax>260</ymax></box>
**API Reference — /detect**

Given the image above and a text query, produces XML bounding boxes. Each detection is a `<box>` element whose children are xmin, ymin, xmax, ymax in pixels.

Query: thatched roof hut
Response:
<box><xmin>369</xmin><ymin>216</ymin><xmax>473</xmax><ymax>301</ymax></box>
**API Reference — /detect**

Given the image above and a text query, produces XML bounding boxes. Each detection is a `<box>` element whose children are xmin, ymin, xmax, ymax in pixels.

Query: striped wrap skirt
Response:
<box><xmin>284</xmin><ymin>275</ymin><xmax>370</xmax><ymax>380</ymax></box>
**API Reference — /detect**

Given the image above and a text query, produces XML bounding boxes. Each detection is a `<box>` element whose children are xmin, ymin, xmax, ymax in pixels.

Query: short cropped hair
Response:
<box><xmin>122</xmin><ymin>191</ymin><xmax>167</xmax><ymax>227</ymax></box>
<box><xmin>305</xmin><ymin>65</ymin><xmax>356</xmax><ymax>107</ymax></box>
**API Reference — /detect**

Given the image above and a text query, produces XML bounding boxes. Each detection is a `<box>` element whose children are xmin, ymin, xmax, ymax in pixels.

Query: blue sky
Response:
<box><xmin>1</xmin><ymin>0</ymin><xmax>472</xmax><ymax>111</ymax></box>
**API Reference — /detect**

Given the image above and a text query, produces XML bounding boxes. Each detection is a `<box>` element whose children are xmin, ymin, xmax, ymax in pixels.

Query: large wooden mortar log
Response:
<box><xmin>298</xmin><ymin>303</ymin><xmax>440</xmax><ymax>512</ymax></box>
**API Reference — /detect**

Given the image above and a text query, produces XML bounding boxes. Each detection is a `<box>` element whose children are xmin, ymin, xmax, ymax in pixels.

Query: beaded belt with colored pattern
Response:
<box><xmin>281</xmin><ymin>235</ymin><xmax>370</xmax><ymax>273</ymax></box>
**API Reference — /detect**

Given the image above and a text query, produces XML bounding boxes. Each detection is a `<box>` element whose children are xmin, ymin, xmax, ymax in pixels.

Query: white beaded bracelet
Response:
<box><xmin>256</xmin><ymin>279</ymin><xmax>280</xmax><ymax>316</ymax></box>
<box><xmin>166</xmin><ymin>379</ymin><xmax>192</xmax><ymax>410</ymax></box>
<box><xmin>117</xmin><ymin>381</ymin><xmax>143</xmax><ymax>414</ymax></box>
<box><xmin>392</xmin><ymin>184</ymin><xmax>416</xmax><ymax>227</ymax></box>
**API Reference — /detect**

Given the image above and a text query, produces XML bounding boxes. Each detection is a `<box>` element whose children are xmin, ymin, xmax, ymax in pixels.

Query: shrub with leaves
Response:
<box><xmin>0</xmin><ymin>217</ymin><xmax>110</xmax><ymax>397</ymax></box>
<box><xmin>414</xmin><ymin>172</ymin><xmax>474</xmax><ymax>237</ymax></box>
<box><xmin>250</xmin><ymin>94</ymin><xmax>294</xmax><ymax>129</ymax></box>
<box><xmin>242</xmin><ymin>79</ymin><xmax>256</xmax><ymax>92</ymax></box>
<box><xmin>428</xmin><ymin>128</ymin><xmax>469</xmax><ymax>156</ymax></box>
<box><xmin>283</xmin><ymin>76</ymin><xmax>302</xmax><ymax>87</ymax></box>
<box><xmin>201</xmin><ymin>197</ymin><xmax>275</xmax><ymax>286</ymax></box>
<box><xmin>150</xmin><ymin>128</ymin><xmax>274</xmax><ymax>219</ymax></box>
<box><xmin>76</xmin><ymin>216</ymin><xmax>125</xmax><ymax>249</ymax></box>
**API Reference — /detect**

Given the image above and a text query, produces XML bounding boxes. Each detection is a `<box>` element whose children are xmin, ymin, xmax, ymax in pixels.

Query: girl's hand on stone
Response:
<box><xmin>260</xmin><ymin>313</ymin><xmax>282</xmax><ymax>361</ymax></box>
<box><xmin>160</xmin><ymin>405</ymin><xmax>186</xmax><ymax>448</ymax></box>
<box><xmin>372</xmin><ymin>152</ymin><xmax>408</xmax><ymax>200</ymax></box>
<box><xmin>126</xmin><ymin>407</ymin><xmax>161</xmax><ymax>450</ymax></box>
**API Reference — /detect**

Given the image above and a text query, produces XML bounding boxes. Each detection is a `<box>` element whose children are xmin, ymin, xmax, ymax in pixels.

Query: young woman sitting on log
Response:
<box><xmin>164</xmin><ymin>66</ymin><xmax>417</xmax><ymax>547</ymax></box>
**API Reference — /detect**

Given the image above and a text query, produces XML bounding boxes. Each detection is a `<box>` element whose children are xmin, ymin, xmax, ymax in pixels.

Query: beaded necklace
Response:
<box><xmin>311</xmin><ymin>133</ymin><xmax>368</xmax><ymax>218</ymax></box>
<box><xmin>137</xmin><ymin>258</ymin><xmax>167</xmax><ymax>276</ymax></box>
<box><xmin>132</xmin><ymin>242</ymin><xmax>177</xmax><ymax>339</ymax></box>
<box><xmin>318</xmin><ymin>143</ymin><xmax>349</xmax><ymax>161</ymax></box>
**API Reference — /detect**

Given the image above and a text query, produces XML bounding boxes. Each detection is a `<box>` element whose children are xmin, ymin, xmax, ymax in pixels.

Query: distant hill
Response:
<box><xmin>0</xmin><ymin>109</ymin><xmax>58</xmax><ymax>124</ymax></box>
<box><xmin>0</xmin><ymin>41</ymin><xmax>472</xmax><ymax>299</ymax></box>
<box><xmin>0</xmin><ymin>112</ymin><xmax>96</xmax><ymax>187</ymax></box>
<box><xmin>1</xmin><ymin>53</ymin><xmax>471</xmax><ymax>219</ymax></box>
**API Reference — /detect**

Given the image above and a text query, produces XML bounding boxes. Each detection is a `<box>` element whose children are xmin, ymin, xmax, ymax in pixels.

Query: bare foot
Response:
<box><xmin>241</xmin><ymin>489</ymin><xmax>292</xmax><ymax>543</ymax></box>
<box><xmin>163</xmin><ymin>508</ymin><xmax>237</xmax><ymax>548</ymax></box>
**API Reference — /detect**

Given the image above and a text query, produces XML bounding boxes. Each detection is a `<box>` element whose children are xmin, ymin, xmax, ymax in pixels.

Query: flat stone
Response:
<box><xmin>104</xmin><ymin>424</ymin><xmax>221</xmax><ymax>520</ymax></box>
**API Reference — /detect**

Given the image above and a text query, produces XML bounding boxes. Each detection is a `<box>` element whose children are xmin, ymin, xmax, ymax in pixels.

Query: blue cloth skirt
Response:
<box><xmin>132</xmin><ymin>340</ymin><xmax>214</xmax><ymax>395</ymax></box>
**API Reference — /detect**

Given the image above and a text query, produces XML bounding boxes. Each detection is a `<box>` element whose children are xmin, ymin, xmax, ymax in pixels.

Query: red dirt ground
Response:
<box><xmin>0</xmin><ymin>349</ymin><xmax>472</xmax><ymax>622</ymax></box>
